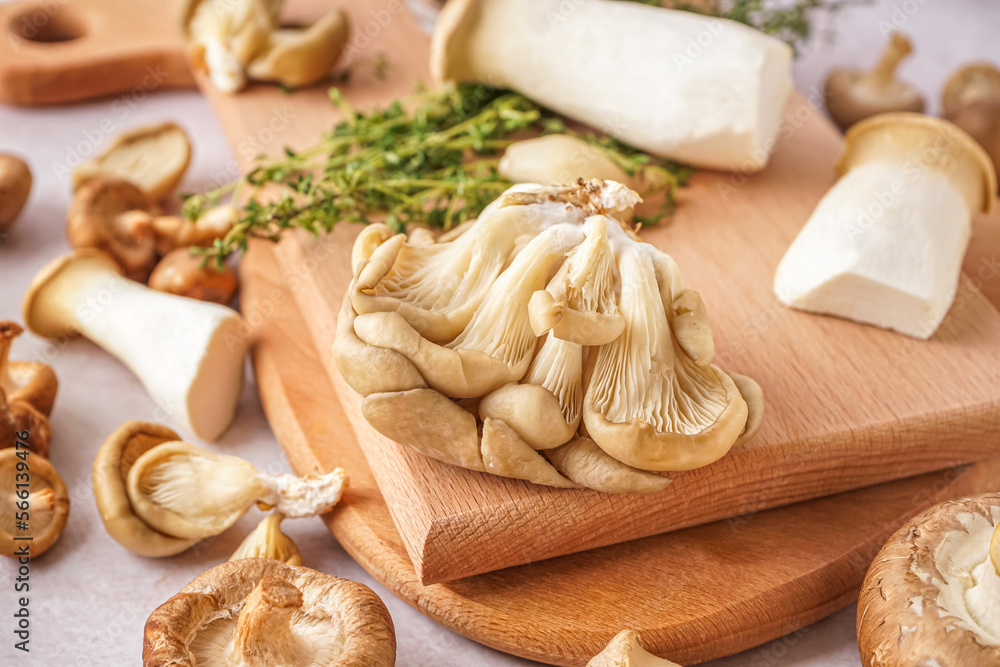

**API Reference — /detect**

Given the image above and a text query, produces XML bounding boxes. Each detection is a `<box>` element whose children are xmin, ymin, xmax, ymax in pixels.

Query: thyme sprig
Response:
<box><xmin>184</xmin><ymin>84</ymin><xmax>690</xmax><ymax>263</ymax></box>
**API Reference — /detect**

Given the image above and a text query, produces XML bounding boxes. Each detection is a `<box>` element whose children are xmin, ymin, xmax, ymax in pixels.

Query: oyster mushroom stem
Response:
<box><xmin>774</xmin><ymin>113</ymin><xmax>997</xmax><ymax>339</ymax></box>
<box><xmin>824</xmin><ymin>33</ymin><xmax>925</xmax><ymax>131</ymax></box>
<box><xmin>431</xmin><ymin>0</ymin><xmax>793</xmax><ymax>171</ymax></box>
<box><xmin>22</xmin><ymin>250</ymin><xmax>248</xmax><ymax>441</ymax></box>
<box><xmin>232</xmin><ymin>576</ymin><xmax>309</xmax><ymax>666</ymax></box>
<box><xmin>0</xmin><ymin>321</ymin><xmax>58</xmax><ymax>417</ymax></box>
<box><xmin>858</xmin><ymin>493</ymin><xmax>1000</xmax><ymax>666</ymax></box>
<box><xmin>230</xmin><ymin>513</ymin><xmax>302</xmax><ymax>565</ymax></box>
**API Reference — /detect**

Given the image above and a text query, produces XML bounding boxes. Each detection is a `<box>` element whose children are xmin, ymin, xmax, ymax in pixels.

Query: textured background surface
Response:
<box><xmin>1</xmin><ymin>0</ymin><xmax>998</xmax><ymax>664</ymax></box>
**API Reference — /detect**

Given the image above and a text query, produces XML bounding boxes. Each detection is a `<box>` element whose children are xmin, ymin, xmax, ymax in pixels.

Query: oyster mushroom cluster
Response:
<box><xmin>335</xmin><ymin>180</ymin><xmax>763</xmax><ymax>493</ymax></box>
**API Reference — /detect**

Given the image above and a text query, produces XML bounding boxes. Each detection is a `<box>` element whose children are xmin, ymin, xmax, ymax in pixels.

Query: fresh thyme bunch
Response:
<box><xmin>183</xmin><ymin>84</ymin><xmax>690</xmax><ymax>263</ymax></box>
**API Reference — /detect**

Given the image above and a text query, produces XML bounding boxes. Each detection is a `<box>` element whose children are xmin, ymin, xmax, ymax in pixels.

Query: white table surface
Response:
<box><xmin>1</xmin><ymin>0</ymin><xmax>998</xmax><ymax>664</ymax></box>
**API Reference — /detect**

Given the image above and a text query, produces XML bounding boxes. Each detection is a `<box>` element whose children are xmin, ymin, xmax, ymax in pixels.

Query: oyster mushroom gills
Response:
<box><xmin>858</xmin><ymin>493</ymin><xmax>1000</xmax><ymax>666</ymax></box>
<box><xmin>94</xmin><ymin>421</ymin><xmax>347</xmax><ymax>555</ymax></box>
<box><xmin>774</xmin><ymin>113</ymin><xmax>997</xmax><ymax>339</ymax></box>
<box><xmin>22</xmin><ymin>250</ymin><xmax>249</xmax><ymax>441</ymax></box>
<box><xmin>335</xmin><ymin>180</ymin><xmax>763</xmax><ymax>492</ymax></box>
<box><xmin>143</xmin><ymin>559</ymin><xmax>396</xmax><ymax>667</ymax></box>
<box><xmin>431</xmin><ymin>0</ymin><xmax>793</xmax><ymax>171</ymax></box>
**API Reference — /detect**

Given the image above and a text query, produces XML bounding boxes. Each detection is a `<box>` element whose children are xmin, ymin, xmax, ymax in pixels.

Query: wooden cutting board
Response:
<box><xmin>0</xmin><ymin>0</ymin><xmax>193</xmax><ymax>105</ymax></box>
<box><xmin>242</xmin><ymin>235</ymin><xmax>1000</xmax><ymax>666</ymax></box>
<box><xmin>202</xmin><ymin>0</ymin><xmax>1000</xmax><ymax>584</ymax></box>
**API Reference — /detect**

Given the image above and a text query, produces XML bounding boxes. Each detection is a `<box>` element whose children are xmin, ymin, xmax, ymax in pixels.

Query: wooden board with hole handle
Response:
<box><xmin>204</xmin><ymin>0</ymin><xmax>1000</xmax><ymax>586</ymax></box>
<box><xmin>0</xmin><ymin>0</ymin><xmax>193</xmax><ymax>105</ymax></box>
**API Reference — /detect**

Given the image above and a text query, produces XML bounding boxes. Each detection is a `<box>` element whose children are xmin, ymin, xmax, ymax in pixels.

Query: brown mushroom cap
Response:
<box><xmin>0</xmin><ymin>386</ymin><xmax>51</xmax><ymax>458</ymax></box>
<box><xmin>143</xmin><ymin>558</ymin><xmax>396</xmax><ymax>667</ymax></box>
<box><xmin>824</xmin><ymin>33</ymin><xmax>925</xmax><ymax>131</ymax></box>
<box><xmin>0</xmin><ymin>321</ymin><xmax>58</xmax><ymax>416</ymax></box>
<box><xmin>0</xmin><ymin>153</ymin><xmax>32</xmax><ymax>231</ymax></box>
<box><xmin>942</xmin><ymin>62</ymin><xmax>1000</xmax><ymax>117</ymax></box>
<box><xmin>837</xmin><ymin>112</ymin><xmax>997</xmax><ymax>216</ymax></box>
<box><xmin>92</xmin><ymin>421</ymin><xmax>198</xmax><ymax>557</ymax></box>
<box><xmin>148</xmin><ymin>248</ymin><xmax>238</xmax><ymax>304</ymax></box>
<box><xmin>0</xmin><ymin>447</ymin><xmax>70</xmax><ymax>558</ymax></box>
<box><xmin>858</xmin><ymin>493</ymin><xmax>1000</xmax><ymax>666</ymax></box>
<box><xmin>66</xmin><ymin>178</ymin><xmax>159</xmax><ymax>282</ymax></box>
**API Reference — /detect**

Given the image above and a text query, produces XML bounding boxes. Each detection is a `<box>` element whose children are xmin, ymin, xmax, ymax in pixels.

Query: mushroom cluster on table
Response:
<box><xmin>858</xmin><ymin>493</ymin><xmax>1000</xmax><ymax>666</ymax></box>
<box><xmin>143</xmin><ymin>559</ymin><xmax>395</xmax><ymax>666</ymax></box>
<box><xmin>335</xmin><ymin>179</ymin><xmax>764</xmax><ymax>493</ymax></box>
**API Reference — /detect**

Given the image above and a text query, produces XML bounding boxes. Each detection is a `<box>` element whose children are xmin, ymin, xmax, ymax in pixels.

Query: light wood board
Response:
<box><xmin>0</xmin><ymin>0</ymin><xmax>193</xmax><ymax>105</ymax></box>
<box><xmin>243</xmin><ymin>236</ymin><xmax>1000</xmax><ymax>666</ymax></box>
<box><xmin>204</xmin><ymin>0</ymin><xmax>1000</xmax><ymax>584</ymax></box>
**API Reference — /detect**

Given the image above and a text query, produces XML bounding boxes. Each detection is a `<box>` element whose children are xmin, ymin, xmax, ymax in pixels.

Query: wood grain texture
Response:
<box><xmin>242</xmin><ymin>238</ymin><xmax>1000</xmax><ymax>666</ymax></box>
<box><xmin>203</xmin><ymin>0</ymin><xmax>1000</xmax><ymax>584</ymax></box>
<box><xmin>0</xmin><ymin>0</ymin><xmax>193</xmax><ymax>105</ymax></box>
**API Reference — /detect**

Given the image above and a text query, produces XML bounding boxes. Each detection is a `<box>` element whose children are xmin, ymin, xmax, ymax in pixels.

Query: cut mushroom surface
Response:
<box><xmin>143</xmin><ymin>559</ymin><xmax>396</xmax><ymax>667</ymax></box>
<box><xmin>335</xmin><ymin>180</ymin><xmax>761</xmax><ymax>491</ymax></box>
<box><xmin>858</xmin><ymin>493</ymin><xmax>1000</xmax><ymax>666</ymax></box>
<box><xmin>0</xmin><ymin>448</ymin><xmax>70</xmax><ymax>559</ymax></box>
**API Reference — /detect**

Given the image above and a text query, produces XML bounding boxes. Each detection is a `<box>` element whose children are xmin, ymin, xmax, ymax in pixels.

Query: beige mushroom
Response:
<box><xmin>0</xmin><ymin>448</ymin><xmax>70</xmax><ymax>559</ymax></box>
<box><xmin>942</xmin><ymin>63</ymin><xmax>1000</xmax><ymax>193</ymax></box>
<box><xmin>499</xmin><ymin>135</ymin><xmax>633</xmax><ymax>189</ymax></box>
<box><xmin>336</xmin><ymin>180</ymin><xmax>762</xmax><ymax>490</ymax></box>
<box><xmin>246</xmin><ymin>9</ymin><xmax>350</xmax><ymax>88</ymax></box>
<box><xmin>126</xmin><ymin>439</ymin><xmax>346</xmax><ymax>540</ymax></box>
<box><xmin>0</xmin><ymin>321</ymin><xmax>57</xmax><ymax>417</ymax></box>
<box><xmin>93</xmin><ymin>421</ymin><xmax>199</xmax><ymax>557</ymax></box>
<box><xmin>73</xmin><ymin>123</ymin><xmax>192</xmax><ymax>201</ymax></box>
<box><xmin>589</xmin><ymin>630</ymin><xmax>681</xmax><ymax>666</ymax></box>
<box><xmin>824</xmin><ymin>33</ymin><xmax>925</xmax><ymax>131</ymax></box>
<box><xmin>858</xmin><ymin>493</ymin><xmax>1000</xmax><ymax>666</ymax></box>
<box><xmin>230</xmin><ymin>513</ymin><xmax>302</xmax><ymax>566</ymax></box>
<box><xmin>65</xmin><ymin>178</ymin><xmax>159</xmax><ymax>282</ymax></box>
<box><xmin>143</xmin><ymin>559</ymin><xmax>396</xmax><ymax>666</ymax></box>
<box><xmin>22</xmin><ymin>250</ymin><xmax>249</xmax><ymax>441</ymax></box>
<box><xmin>148</xmin><ymin>248</ymin><xmax>238</xmax><ymax>304</ymax></box>
<box><xmin>0</xmin><ymin>154</ymin><xmax>32</xmax><ymax>232</ymax></box>
<box><xmin>152</xmin><ymin>204</ymin><xmax>235</xmax><ymax>255</ymax></box>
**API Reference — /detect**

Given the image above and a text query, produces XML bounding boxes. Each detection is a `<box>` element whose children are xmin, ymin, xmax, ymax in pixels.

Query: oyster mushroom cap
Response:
<box><xmin>183</xmin><ymin>0</ymin><xmax>279</xmax><ymax>93</ymax></box>
<box><xmin>143</xmin><ymin>559</ymin><xmax>396</xmax><ymax>667</ymax></box>
<box><xmin>858</xmin><ymin>493</ymin><xmax>1000</xmax><ymax>666</ymax></box>
<box><xmin>546</xmin><ymin>437</ymin><xmax>672</xmax><ymax>495</ymax></box>
<box><xmin>499</xmin><ymin>134</ymin><xmax>633</xmax><ymax>189</ymax></box>
<box><xmin>92</xmin><ymin>421</ymin><xmax>199</xmax><ymax>557</ymax></box>
<box><xmin>0</xmin><ymin>447</ymin><xmax>70</xmax><ymax>559</ymax></box>
<box><xmin>588</xmin><ymin>629</ymin><xmax>681</xmax><ymax>666</ymax></box>
<box><xmin>72</xmin><ymin>123</ymin><xmax>192</xmax><ymax>201</ymax></box>
<box><xmin>230</xmin><ymin>513</ymin><xmax>302</xmax><ymax>566</ymax></box>
<box><xmin>824</xmin><ymin>33</ymin><xmax>925</xmax><ymax>131</ymax></box>
<box><xmin>65</xmin><ymin>178</ymin><xmax>159</xmax><ymax>282</ymax></box>
<box><xmin>0</xmin><ymin>322</ymin><xmax>58</xmax><ymax>417</ymax></box>
<box><xmin>126</xmin><ymin>440</ymin><xmax>347</xmax><ymax>540</ymax></box>
<box><xmin>246</xmin><ymin>9</ymin><xmax>350</xmax><ymax>88</ymax></box>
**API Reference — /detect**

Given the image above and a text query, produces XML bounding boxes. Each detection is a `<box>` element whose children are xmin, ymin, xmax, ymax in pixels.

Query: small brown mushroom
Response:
<box><xmin>148</xmin><ymin>248</ymin><xmax>238</xmax><ymax>304</ymax></box>
<box><xmin>0</xmin><ymin>154</ymin><xmax>32</xmax><ymax>232</ymax></box>
<box><xmin>858</xmin><ymin>493</ymin><xmax>1000</xmax><ymax>666</ymax></box>
<box><xmin>66</xmin><ymin>178</ymin><xmax>159</xmax><ymax>282</ymax></box>
<box><xmin>92</xmin><ymin>421</ymin><xmax>199</xmax><ymax>557</ymax></box>
<box><xmin>0</xmin><ymin>322</ymin><xmax>57</xmax><ymax>417</ymax></box>
<box><xmin>143</xmin><ymin>559</ymin><xmax>396</xmax><ymax>667</ymax></box>
<box><xmin>824</xmin><ymin>33</ymin><xmax>925</xmax><ymax>131</ymax></box>
<box><xmin>942</xmin><ymin>63</ymin><xmax>1000</xmax><ymax>193</ymax></box>
<box><xmin>0</xmin><ymin>448</ymin><xmax>70</xmax><ymax>559</ymax></box>
<box><xmin>73</xmin><ymin>123</ymin><xmax>192</xmax><ymax>201</ymax></box>
<box><xmin>152</xmin><ymin>204</ymin><xmax>234</xmax><ymax>254</ymax></box>
<box><xmin>588</xmin><ymin>630</ymin><xmax>681</xmax><ymax>666</ymax></box>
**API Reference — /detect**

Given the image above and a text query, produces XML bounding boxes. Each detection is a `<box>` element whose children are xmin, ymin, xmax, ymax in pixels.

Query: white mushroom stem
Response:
<box><xmin>432</xmin><ymin>0</ymin><xmax>793</xmax><ymax>171</ymax></box>
<box><xmin>23</xmin><ymin>252</ymin><xmax>248</xmax><ymax>440</ymax></box>
<box><xmin>231</xmin><ymin>576</ymin><xmax>309</xmax><ymax>666</ymax></box>
<box><xmin>255</xmin><ymin>469</ymin><xmax>347</xmax><ymax>518</ymax></box>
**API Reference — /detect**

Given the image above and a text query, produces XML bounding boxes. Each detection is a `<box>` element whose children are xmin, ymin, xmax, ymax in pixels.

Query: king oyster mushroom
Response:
<box><xmin>335</xmin><ymin>180</ymin><xmax>762</xmax><ymax>492</ymax></box>
<box><xmin>144</xmin><ymin>559</ymin><xmax>395</xmax><ymax>666</ymax></box>
<box><xmin>858</xmin><ymin>493</ymin><xmax>1000</xmax><ymax>666</ymax></box>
